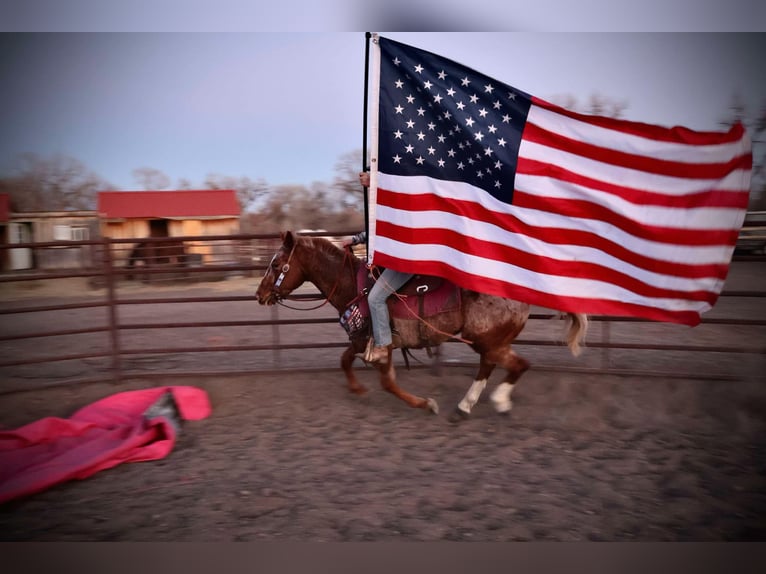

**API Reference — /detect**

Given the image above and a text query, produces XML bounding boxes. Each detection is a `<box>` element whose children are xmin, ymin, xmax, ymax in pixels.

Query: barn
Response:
<box><xmin>98</xmin><ymin>189</ymin><xmax>241</xmax><ymax>265</ymax></box>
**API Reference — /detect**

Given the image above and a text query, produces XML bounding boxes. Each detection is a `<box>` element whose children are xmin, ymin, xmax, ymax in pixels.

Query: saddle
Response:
<box><xmin>339</xmin><ymin>266</ymin><xmax>461</xmax><ymax>346</ymax></box>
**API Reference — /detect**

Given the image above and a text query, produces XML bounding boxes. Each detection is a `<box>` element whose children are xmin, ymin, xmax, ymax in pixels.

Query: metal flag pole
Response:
<box><xmin>362</xmin><ymin>32</ymin><xmax>371</xmax><ymax>250</ymax></box>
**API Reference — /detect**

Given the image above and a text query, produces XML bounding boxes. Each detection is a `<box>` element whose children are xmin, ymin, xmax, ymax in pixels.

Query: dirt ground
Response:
<box><xmin>0</xmin><ymin>369</ymin><xmax>764</xmax><ymax>541</ymax></box>
<box><xmin>0</xmin><ymin>264</ymin><xmax>765</xmax><ymax>541</ymax></box>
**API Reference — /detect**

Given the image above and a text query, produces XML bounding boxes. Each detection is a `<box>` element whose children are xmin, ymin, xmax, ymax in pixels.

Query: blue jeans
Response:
<box><xmin>368</xmin><ymin>268</ymin><xmax>412</xmax><ymax>347</ymax></box>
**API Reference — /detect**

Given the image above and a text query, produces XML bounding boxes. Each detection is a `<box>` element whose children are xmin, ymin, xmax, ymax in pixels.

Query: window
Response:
<box><xmin>53</xmin><ymin>225</ymin><xmax>90</xmax><ymax>241</ymax></box>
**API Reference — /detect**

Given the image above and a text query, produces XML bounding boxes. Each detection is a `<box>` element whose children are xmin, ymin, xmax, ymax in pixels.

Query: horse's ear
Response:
<box><xmin>282</xmin><ymin>230</ymin><xmax>295</xmax><ymax>249</ymax></box>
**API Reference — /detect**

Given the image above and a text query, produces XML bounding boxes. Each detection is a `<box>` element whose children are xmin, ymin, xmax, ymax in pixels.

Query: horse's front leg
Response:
<box><xmin>375</xmin><ymin>352</ymin><xmax>439</xmax><ymax>414</ymax></box>
<box><xmin>341</xmin><ymin>345</ymin><xmax>367</xmax><ymax>395</ymax></box>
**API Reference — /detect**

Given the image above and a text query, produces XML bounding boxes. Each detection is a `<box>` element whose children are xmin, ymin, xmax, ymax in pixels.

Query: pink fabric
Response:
<box><xmin>0</xmin><ymin>386</ymin><xmax>211</xmax><ymax>504</ymax></box>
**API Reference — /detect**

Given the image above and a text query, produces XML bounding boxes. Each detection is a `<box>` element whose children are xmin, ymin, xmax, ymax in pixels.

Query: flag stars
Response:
<box><xmin>438</xmin><ymin>158</ymin><xmax>446</xmax><ymax>167</ymax></box>
<box><xmin>502</xmin><ymin>114</ymin><xmax>512</xmax><ymax>123</ymax></box>
<box><xmin>405</xmin><ymin>144</ymin><xmax>414</xmax><ymax>153</ymax></box>
<box><xmin>493</xmin><ymin>100</ymin><xmax>502</xmax><ymax>110</ymax></box>
<box><xmin>417</xmin><ymin>107</ymin><xmax>426</xmax><ymax>116</ymax></box>
<box><xmin>393</xmin><ymin>130</ymin><xmax>404</xmax><ymax>139</ymax></box>
<box><xmin>406</xmin><ymin>119</ymin><xmax>416</xmax><ymax>128</ymax></box>
<box><xmin>394</xmin><ymin>105</ymin><xmax>404</xmax><ymax>114</ymax></box>
<box><xmin>393</xmin><ymin>154</ymin><xmax>402</xmax><ymax>163</ymax></box>
<box><xmin>438</xmin><ymin>70</ymin><xmax>447</xmax><ymax>80</ymax></box>
<box><xmin>416</xmin><ymin>156</ymin><xmax>425</xmax><ymax>164</ymax></box>
<box><xmin>495</xmin><ymin>180</ymin><xmax>502</xmax><ymax>189</ymax></box>
<box><xmin>392</xmin><ymin>57</ymin><xmax>401</xmax><ymax>66</ymax></box>
<box><xmin>484</xmin><ymin>84</ymin><xmax>494</xmax><ymax>93</ymax></box>
<box><xmin>497</xmin><ymin>137</ymin><xmax>507</xmax><ymax>147</ymax></box>
<box><xmin>465</xmin><ymin>117</ymin><xmax>475</xmax><ymax>127</ymax></box>
<box><xmin>478</xmin><ymin>108</ymin><xmax>488</xmax><ymax>118</ymax></box>
<box><xmin>414</xmin><ymin>64</ymin><xmax>424</xmax><ymax>74</ymax></box>
<box><xmin>406</xmin><ymin>94</ymin><xmax>416</xmax><ymax>104</ymax></box>
<box><xmin>474</xmin><ymin>131</ymin><xmax>484</xmax><ymax>141</ymax></box>
<box><xmin>427</xmin><ymin>146</ymin><xmax>436</xmax><ymax>155</ymax></box>
<box><xmin>427</xmin><ymin>122</ymin><xmax>436</xmax><ymax>131</ymax></box>
<box><xmin>470</xmin><ymin>94</ymin><xmax>479</xmax><ymax>104</ymax></box>
<box><xmin>423</xmin><ymin>80</ymin><xmax>433</xmax><ymax>89</ymax></box>
<box><xmin>461</xmin><ymin>77</ymin><xmax>470</xmax><ymax>86</ymax></box>
<box><xmin>433</xmin><ymin>94</ymin><xmax>443</xmax><ymax>104</ymax></box>
<box><xmin>395</xmin><ymin>80</ymin><xmax>404</xmax><ymax>89</ymax></box>
<box><xmin>488</xmin><ymin>124</ymin><xmax>497</xmax><ymax>134</ymax></box>
<box><xmin>456</xmin><ymin>101</ymin><xmax>466</xmax><ymax>111</ymax></box>
<box><xmin>447</xmin><ymin>87</ymin><xmax>456</xmax><ymax>97</ymax></box>
<box><xmin>416</xmin><ymin>131</ymin><xmax>426</xmax><ymax>140</ymax></box>
<box><xmin>484</xmin><ymin>147</ymin><xmax>493</xmax><ymax>156</ymax></box>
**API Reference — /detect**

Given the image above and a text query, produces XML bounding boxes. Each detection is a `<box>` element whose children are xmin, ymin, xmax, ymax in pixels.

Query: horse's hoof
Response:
<box><xmin>426</xmin><ymin>397</ymin><xmax>439</xmax><ymax>415</ymax></box>
<box><xmin>448</xmin><ymin>408</ymin><xmax>469</xmax><ymax>423</ymax></box>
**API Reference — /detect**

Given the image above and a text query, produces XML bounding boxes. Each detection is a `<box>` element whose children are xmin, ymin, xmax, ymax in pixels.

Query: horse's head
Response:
<box><xmin>256</xmin><ymin>231</ymin><xmax>307</xmax><ymax>305</ymax></box>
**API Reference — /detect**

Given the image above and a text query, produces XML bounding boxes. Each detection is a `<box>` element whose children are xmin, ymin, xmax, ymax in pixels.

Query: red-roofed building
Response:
<box><xmin>98</xmin><ymin>189</ymin><xmax>241</xmax><ymax>264</ymax></box>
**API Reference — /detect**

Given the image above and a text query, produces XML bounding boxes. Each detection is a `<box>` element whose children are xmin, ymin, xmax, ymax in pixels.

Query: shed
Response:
<box><xmin>98</xmin><ymin>189</ymin><xmax>241</xmax><ymax>264</ymax></box>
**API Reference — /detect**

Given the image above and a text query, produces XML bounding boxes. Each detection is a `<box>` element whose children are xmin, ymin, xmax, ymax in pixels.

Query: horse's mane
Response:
<box><xmin>301</xmin><ymin>235</ymin><xmax>345</xmax><ymax>261</ymax></box>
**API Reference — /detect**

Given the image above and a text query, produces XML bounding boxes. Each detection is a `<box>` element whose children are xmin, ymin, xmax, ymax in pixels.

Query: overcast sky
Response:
<box><xmin>1</xmin><ymin>5</ymin><xmax>764</xmax><ymax>190</ymax></box>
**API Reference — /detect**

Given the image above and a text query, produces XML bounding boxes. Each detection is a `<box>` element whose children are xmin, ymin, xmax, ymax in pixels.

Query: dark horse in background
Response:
<box><xmin>255</xmin><ymin>231</ymin><xmax>588</xmax><ymax>421</ymax></box>
<box><xmin>125</xmin><ymin>239</ymin><xmax>189</xmax><ymax>283</ymax></box>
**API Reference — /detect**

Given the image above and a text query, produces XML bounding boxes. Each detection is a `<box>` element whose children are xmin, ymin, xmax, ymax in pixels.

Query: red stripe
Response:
<box><xmin>373</xmin><ymin>251</ymin><xmax>704</xmax><ymax>326</ymax></box>
<box><xmin>513</xmin><ymin>191</ymin><xmax>741</xmax><ymax>247</ymax></box>
<box><xmin>378</xmin><ymin>188</ymin><xmax>733</xmax><ymax>278</ymax></box>
<box><xmin>521</xmin><ymin>122</ymin><xmax>752</xmax><ymax>179</ymax></box>
<box><xmin>516</xmin><ymin>158</ymin><xmax>751</xmax><ymax>209</ymax></box>
<box><xmin>531</xmin><ymin>97</ymin><xmax>747</xmax><ymax>146</ymax></box>
<box><xmin>376</xmin><ymin>220</ymin><xmax>719</xmax><ymax>304</ymax></box>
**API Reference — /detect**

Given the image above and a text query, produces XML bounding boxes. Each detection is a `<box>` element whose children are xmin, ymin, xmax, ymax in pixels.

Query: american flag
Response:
<box><xmin>366</xmin><ymin>34</ymin><xmax>752</xmax><ymax>326</ymax></box>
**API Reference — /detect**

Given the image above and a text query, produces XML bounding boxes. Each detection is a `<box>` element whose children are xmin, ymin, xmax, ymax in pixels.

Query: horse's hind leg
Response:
<box><xmin>449</xmin><ymin>354</ymin><xmax>497</xmax><ymax>422</ymax></box>
<box><xmin>487</xmin><ymin>347</ymin><xmax>529</xmax><ymax>416</ymax></box>
<box><xmin>449</xmin><ymin>347</ymin><xmax>529</xmax><ymax>422</ymax></box>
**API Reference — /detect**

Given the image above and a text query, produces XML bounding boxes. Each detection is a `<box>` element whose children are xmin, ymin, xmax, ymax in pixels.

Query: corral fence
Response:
<box><xmin>1</xmin><ymin>232</ymin><xmax>765</xmax><ymax>395</ymax></box>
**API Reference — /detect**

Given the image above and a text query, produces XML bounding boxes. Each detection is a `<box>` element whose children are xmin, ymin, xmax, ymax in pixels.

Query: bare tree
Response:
<box><xmin>203</xmin><ymin>173</ymin><xmax>270</xmax><ymax>212</ymax></box>
<box><xmin>331</xmin><ymin>149</ymin><xmax>366</xmax><ymax>212</ymax></box>
<box><xmin>548</xmin><ymin>92</ymin><xmax>628</xmax><ymax>118</ymax></box>
<box><xmin>720</xmin><ymin>94</ymin><xmax>766</xmax><ymax>210</ymax></box>
<box><xmin>0</xmin><ymin>153</ymin><xmax>108</xmax><ymax>212</ymax></box>
<box><xmin>132</xmin><ymin>167</ymin><xmax>170</xmax><ymax>190</ymax></box>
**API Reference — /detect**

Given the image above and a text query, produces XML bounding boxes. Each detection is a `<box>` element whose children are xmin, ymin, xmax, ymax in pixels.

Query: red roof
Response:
<box><xmin>0</xmin><ymin>193</ymin><xmax>8</xmax><ymax>222</ymax></box>
<box><xmin>98</xmin><ymin>190</ymin><xmax>240</xmax><ymax>219</ymax></box>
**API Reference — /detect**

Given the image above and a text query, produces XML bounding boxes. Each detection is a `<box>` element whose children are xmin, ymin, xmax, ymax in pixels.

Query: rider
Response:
<box><xmin>342</xmin><ymin>171</ymin><xmax>413</xmax><ymax>365</ymax></box>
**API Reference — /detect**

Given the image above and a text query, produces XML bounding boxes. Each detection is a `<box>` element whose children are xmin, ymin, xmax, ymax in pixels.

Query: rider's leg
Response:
<box><xmin>367</xmin><ymin>267</ymin><xmax>412</xmax><ymax>361</ymax></box>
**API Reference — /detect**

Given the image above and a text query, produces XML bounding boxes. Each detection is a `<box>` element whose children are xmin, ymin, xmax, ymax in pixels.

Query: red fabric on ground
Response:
<box><xmin>0</xmin><ymin>386</ymin><xmax>211</xmax><ymax>504</ymax></box>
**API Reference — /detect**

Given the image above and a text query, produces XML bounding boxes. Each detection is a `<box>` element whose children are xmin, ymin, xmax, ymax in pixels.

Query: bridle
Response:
<box><xmin>266</xmin><ymin>241</ymin><xmax>357</xmax><ymax>311</ymax></box>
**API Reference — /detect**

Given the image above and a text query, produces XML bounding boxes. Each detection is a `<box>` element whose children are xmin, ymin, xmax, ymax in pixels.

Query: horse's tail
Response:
<box><xmin>562</xmin><ymin>312</ymin><xmax>589</xmax><ymax>357</ymax></box>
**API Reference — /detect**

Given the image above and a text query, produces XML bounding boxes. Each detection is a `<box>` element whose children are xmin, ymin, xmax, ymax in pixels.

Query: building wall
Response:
<box><xmin>102</xmin><ymin>217</ymin><xmax>240</xmax><ymax>265</ymax></box>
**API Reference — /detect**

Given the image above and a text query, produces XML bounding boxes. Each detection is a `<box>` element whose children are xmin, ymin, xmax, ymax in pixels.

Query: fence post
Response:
<box><xmin>102</xmin><ymin>237</ymin><xmax>123</xmax><ymax>384</ymax></box>
<box><xmin>601</xmin><ymin>320</ymin><xmax>611</xmax><ymax>371</ymax></box>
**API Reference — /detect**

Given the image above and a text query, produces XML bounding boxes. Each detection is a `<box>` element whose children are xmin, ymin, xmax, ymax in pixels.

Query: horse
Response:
<box><xmin>255</xmin><ymin>231</ymin><xmax>588</xmax><ymax>421</ymax></box>
<box><xmin>125</xmin><ymin>239</ymin><xmax>189</xmax><ymax>283</ymax></box>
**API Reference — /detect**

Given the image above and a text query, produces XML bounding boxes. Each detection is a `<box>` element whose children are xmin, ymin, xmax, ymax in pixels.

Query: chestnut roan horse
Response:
<box><xmin>255</xmin><ymin>231</ymin><xmax>588</xmax><ymax>421</ymax></box>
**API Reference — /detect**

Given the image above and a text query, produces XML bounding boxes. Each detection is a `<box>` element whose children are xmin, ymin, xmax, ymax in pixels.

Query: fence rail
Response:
<box><xmin>1</xmin><ymin>233</ymin><xmax>764</xmax><ymax>394</ymax></box>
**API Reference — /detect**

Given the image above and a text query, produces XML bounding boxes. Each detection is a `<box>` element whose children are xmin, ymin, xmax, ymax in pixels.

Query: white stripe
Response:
<box><xmin>528</xmin><ymin>104</ymin><xmax>752</xmax><ymax>164</ymax></box>
<box><xmin>376</xmin><ymin>235</ymin><xmax>714</xmax><ymax>315</ymax></box>
<box><xmin>519</xmin><ymin>139</ymin><xmax>751</xmax><ymax>196</ymax></box>
<box><xmin>376</xmin><ymin>204</ymin><xmax>728</xmax><ymax>295</ymax></box>
<box><xmin>516</xmin><ymin>172</ymin><xmax>746</xmax><ymax>231</ymax></box>
<box><xmin>377</xmin><ymin>173</ymin><xmax>738</xmax><ymax>261</ymax></box>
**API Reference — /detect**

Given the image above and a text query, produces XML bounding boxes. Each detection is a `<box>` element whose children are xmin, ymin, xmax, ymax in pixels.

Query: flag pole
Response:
<box><xmin>362</xmin><ymin>32</ymin><xmax>371</xmax><ymax>248</ymax></box>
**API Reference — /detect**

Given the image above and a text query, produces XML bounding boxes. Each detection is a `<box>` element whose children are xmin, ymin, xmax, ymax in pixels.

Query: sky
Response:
<box><xmin>1</xmin><ymin>4</ymin><xmax>764</xmax><ymax>191</ymax></box>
